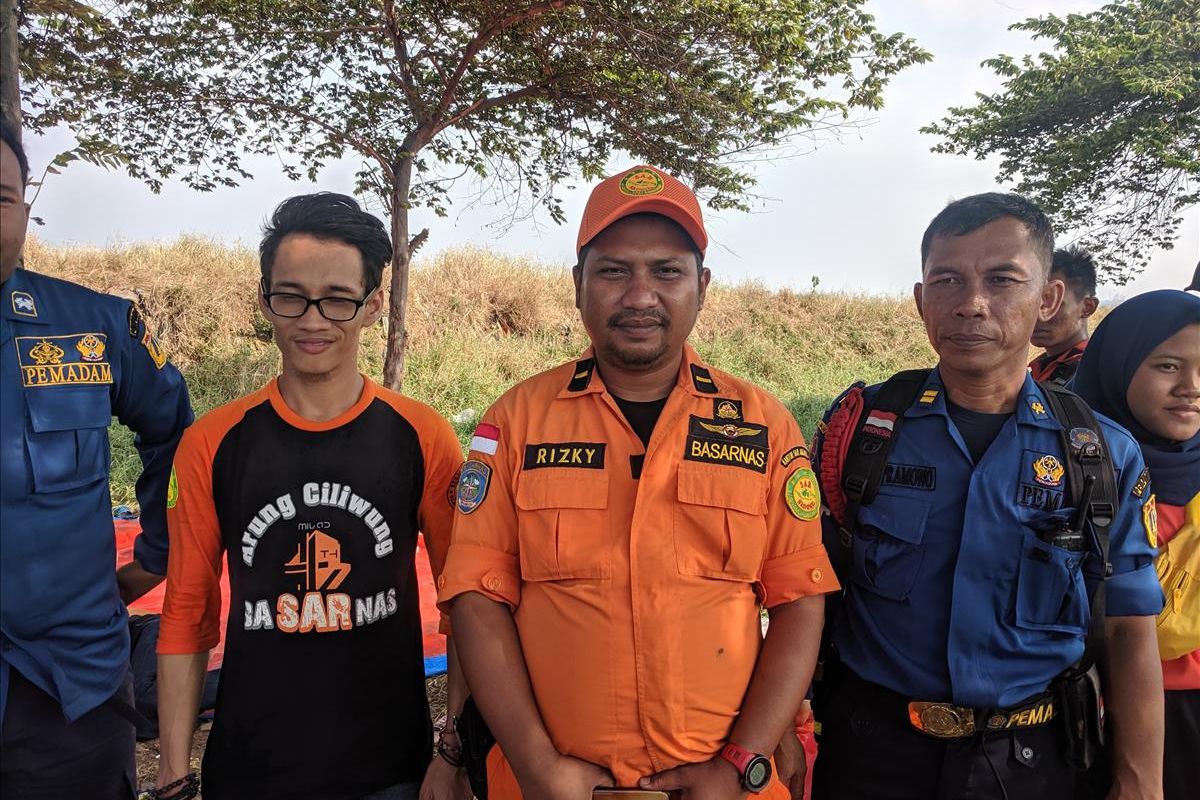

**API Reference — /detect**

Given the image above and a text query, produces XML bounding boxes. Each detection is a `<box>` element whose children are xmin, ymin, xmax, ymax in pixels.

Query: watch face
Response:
<box><xmin>746</xmin><ymin>756</ymin><xmax>772</xmax><ymax>791</ymax></box>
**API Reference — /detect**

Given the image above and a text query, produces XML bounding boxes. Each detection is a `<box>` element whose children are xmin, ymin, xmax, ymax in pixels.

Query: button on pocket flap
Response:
<box><xmin>516</xmin><ymin>470</ymin><xmax>609</xmax><ymax>511</ymax></box>
<box><xmin>857</xmin><ymin>495</ymin><xmax>929</xmax><ymax>544</ymax></box>
<box><xmin>676</xmin><ymin>462</ymin><xmax>767</xmax><ymax>516</ymax></box>
<box><xmin>26</xmin><ymin>388</ymin><xmax>112</xmax><ymax>432</ymax></box>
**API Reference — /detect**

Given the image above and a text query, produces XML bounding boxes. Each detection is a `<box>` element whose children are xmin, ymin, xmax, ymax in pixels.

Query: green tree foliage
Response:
<box><xmin>924</xmin><ymin>0</ymin><xmax>1199</xmax><ymax>284</ymax></box>
<box><xmin>20</xmin><ymin>0</ymin><xmax>928</xmax><ymax>385</ymax></box>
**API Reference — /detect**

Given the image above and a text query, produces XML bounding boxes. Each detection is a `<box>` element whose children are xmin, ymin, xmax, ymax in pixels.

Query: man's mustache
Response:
<box><xmin>608</xmin><ymin>309</ymin><xmax>670</xmax><ymax>329</ymax></box>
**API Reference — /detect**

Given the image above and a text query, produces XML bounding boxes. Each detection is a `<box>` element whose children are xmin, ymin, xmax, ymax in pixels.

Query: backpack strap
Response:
<box><xmin>1039</xmin><ymin>382</ymin><xmax>1118</xmax><ymax>675</ymax></box>
<box><xmin>840</xmin><ymin>369</ymin><xmax>932</xmax><ymax>529</ymax></box>
<box><xmin>819</xmin><ymin>369</ymin><xmax>931</xmax><ymax>585</ymax></box>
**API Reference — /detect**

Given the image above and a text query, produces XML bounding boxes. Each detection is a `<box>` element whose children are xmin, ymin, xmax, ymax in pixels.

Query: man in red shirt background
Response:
<box><xmin>1028</xmin><ymin>245</ymin><xmax>1099</xmax><ymax>386</ymax></box>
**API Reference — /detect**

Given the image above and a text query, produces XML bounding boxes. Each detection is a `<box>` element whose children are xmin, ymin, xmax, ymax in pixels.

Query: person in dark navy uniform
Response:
<box><xmin>810</xmin><ymin>193</ymin><xmax>1165</xmax><ymax>800</ymax></box>
<box><xmin>0</xmin><ymin>120</ymin><xmax>193</xmax><ymax>798</ymax></box>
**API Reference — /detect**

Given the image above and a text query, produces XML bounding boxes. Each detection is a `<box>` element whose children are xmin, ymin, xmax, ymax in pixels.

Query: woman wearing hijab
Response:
<box><xmin>1073</xmin><ymin>289</ymin><xmax>1200</xmax><ymax>800</ymax></box>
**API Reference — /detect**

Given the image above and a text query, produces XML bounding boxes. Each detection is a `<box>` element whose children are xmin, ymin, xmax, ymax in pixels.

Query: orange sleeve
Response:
<box><xmin>413</xmin><ymin>407</ymin><xmax>465</xmax><ymax>583</ymax></box>
<box><xmin>437</xmin><ymin>401</ymin><xmax>522</xmax><ymax>612</ymax></box>
<box><xmin>408</xmin><ymin>403</ymin><xmax>465</xmax><ymax>635</ymax></box>
<box><xmin>759</xmin><ymin>403</ymin><xmax>840</xmax><ymax>608</ymax></box>
<box><xmin>157</xmin><ymin>414</ymin><xmax>230</xmax><ymax>655</ymax></box>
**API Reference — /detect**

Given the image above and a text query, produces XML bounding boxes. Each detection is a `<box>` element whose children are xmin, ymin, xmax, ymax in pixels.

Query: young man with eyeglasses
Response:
<box><xmin>152</xmin><ymin>193</ymin><xmax>470</xmax><ymax>800</ymax></box>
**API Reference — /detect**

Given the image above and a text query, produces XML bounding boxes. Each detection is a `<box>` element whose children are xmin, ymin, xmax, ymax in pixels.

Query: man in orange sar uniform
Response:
<box><xmin>440</xmin><ymin>165</ymin><xmax>838</xmax><ymax>800</ymax></box>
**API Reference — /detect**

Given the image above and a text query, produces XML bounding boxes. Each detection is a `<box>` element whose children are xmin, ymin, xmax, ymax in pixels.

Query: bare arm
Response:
<box><xmin>731</xmin><ymin>595</ymin><xmax>824</xmax><ymax>752</ymax></box>
<box><xmin>155</xmin><ymin>652</ymin><xmax>209</xmax><ymax>789</ymax></box>
<box><xmin>1103</xmin><ymin>615</ymin><xmax>1164</xmax><ymax>800</ymax></box>
<box><xmin>450</xmin><ymin>592</ymin><xmax>613</xmax><ymax>798</ymax></box>
<box><xmin>445</xmin><ymin>636</ymin><xmax>467</xmax><ymax>722</ymax></box>
<box><xmin>450</xmin><ymin>593</ymin><xmax>559</xmax><ymax>779</ymax></box>
<box><xmin>117</xmin><ymin>561</ymin><xmax>165</xmax><ymax>605</ymax></box>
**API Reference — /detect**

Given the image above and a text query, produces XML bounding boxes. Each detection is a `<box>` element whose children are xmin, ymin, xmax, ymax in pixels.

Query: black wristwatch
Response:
<box><xmin>719</xmin><ymin>742</ymin><xmax>772</xmax><ymax>792</ymax></box>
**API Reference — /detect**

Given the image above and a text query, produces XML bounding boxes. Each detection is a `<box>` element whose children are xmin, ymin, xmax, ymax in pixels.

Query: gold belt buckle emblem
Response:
<box><xmin>908</xmin><ymin>701</ymin><xmax>976</xmax><ymax>739</ymax></box>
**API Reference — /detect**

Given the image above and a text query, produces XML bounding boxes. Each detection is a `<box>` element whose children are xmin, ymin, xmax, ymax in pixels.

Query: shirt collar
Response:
<box><xmin>1</xmin><ymin>269</ymin><xmax>53</xmax><ymax>326</ymax></box>
<box><xmin>555</xmin><ymin>342</ymin><xmax>720</xmax><ymax>400</ymax></box>
<box><xmin>905</xmin><ymin>367</ymin><xmax>1061</xmax><ymax>430</ymax></box>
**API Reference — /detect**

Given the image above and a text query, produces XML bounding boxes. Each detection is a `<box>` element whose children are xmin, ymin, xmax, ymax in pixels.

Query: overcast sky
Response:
<box><xmin>23</xmin><ymin>0</ymin><xmax>1198</xmax><ymax>300</ymax></box>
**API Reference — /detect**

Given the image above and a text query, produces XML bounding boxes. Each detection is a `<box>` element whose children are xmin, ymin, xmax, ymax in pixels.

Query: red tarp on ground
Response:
<box><xmin>113</xmin><ymin>520</ymin><xmax>447</xmax><ymax>674</ymax></box>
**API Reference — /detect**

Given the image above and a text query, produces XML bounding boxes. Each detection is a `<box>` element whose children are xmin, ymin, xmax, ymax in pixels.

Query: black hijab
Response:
<box><xmin>1072</xmin><ymin>289</ymin><xmax>1200</xmax><ymax>506</ymax></box>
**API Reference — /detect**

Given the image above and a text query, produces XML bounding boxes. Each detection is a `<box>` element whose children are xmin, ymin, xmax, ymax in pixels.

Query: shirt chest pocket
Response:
<box><xmin>1013</xmin><ymin>531</ymin><xmax>1088</xmax><ymax>635</ymax></box>
<box><xmin>853</xmin><ymin>495</ymin><xmax>929</xmax><ymax>601</ymax></box>
<box><xmin>515</xmin><ymin>470</ymin><xmax>611</xmax><ymax>581</ymax></box>
<box><xmin>24</xmin><ymin>388</ymin><xmax>112</xmax><ymax>494</ymax></box>
<box><xmin>674</xmin><ymin>462</ymin><xmax>768</xmax><ymax>582</ymax></box>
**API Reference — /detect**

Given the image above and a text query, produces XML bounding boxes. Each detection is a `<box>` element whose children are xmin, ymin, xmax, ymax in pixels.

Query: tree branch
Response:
<box><xmin>381</xmin><ymin>0</ymin><xmax>426</xmax><ymax>122</ymax></box>
<box><xmin>430</xmin><ymin>0</ymin><xmax>576</xmax><ymax>125</ymax></box>
<box><xmin>184</xmin><ymin>93</ymin><xmax>397</xmax><ymax>183</ymax></box>
<box><xmin>435</xmin><ymin>82</ymin><xmax>555</xmax><ymax>134</ymax></box>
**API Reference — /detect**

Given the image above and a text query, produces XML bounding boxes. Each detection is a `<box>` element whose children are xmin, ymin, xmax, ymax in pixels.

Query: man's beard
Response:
<box><xmin>602</xmin><ymin>309</ymin><xmax>671</xmax><ymax>368</ymax></box>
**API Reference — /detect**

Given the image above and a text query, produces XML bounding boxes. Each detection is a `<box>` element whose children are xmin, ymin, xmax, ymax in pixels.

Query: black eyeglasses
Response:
<box><xmin>262</xmin><ymin>286</ymin><xmax>376</xmax><ymax>322</ymax></box>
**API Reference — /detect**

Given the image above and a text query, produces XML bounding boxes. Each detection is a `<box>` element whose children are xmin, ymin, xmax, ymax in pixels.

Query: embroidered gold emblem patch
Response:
<box><xmin>29</xmin><ymin>339</ymin><xmax>66</xmax><ymax>366</ymax></box>
<box><xmin>786</xmin><ymin>468</ymin><xmax>821</xmax><ymax>520</ymax></box>
<box><xmin>16</xmin><ymin>334</ymin><xmax>113</xmax><ymax>387</ymax></box>
<box><xmin>697</xmin><ymin>420</ymin><xmax>763</xmax><ymax>440</ymax></box>
<box><xmin>76</xmin><ymin>334</ymin><xmax>106</xmax><ymax>362</ymax></box>
<box><xmin>1143</xmin><ymin>494</ymin><xmax>1158</xmax><ymax>548</ymax></box>
<box><xmin>1032</xmin><ymin>454</ymin><xmax>1064</xmax><ymax>488</ymax></box>
<box><xmin>716</xmin><ymin>400</ymin><xmax>740</xmax><ymax>419</ymax></box>
<box><xmin>141</xmin><ymin>328</ymin><xmax>168</xmax><ymax>369</ymax></box>
<box><xmin>618</xmin><ymin>167</ymin><xmax>665</xmax><ymax>196</ymax></box>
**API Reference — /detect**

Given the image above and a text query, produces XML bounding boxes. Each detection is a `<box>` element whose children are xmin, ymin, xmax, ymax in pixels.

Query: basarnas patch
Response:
<box><xmin>683</xmin><ymin>414</ymin><xmax>768</xmax><ymax>473</ymax></box>
<box><xmin>456</xmin><ymin>460</ymin><xmax>492</xmax><ymax>515</ymax></box>
<box><xmin>786</xmin><ymin>468</ymin><xmax>821</xmax><ymax>520</ymax></box>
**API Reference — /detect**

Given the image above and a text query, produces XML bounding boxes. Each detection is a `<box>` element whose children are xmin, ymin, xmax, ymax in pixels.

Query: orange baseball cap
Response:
<box><xmin>576</xmin><ymin>165</ymin><xmax>708</xmax><ymax>256</ymax></box>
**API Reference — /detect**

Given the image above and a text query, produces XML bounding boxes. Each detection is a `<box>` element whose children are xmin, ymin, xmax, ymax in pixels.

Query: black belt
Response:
<box><xmin>833</xmin><ymin>663</ymin><xmax>1057</xmax><ymax>740</ymax></box>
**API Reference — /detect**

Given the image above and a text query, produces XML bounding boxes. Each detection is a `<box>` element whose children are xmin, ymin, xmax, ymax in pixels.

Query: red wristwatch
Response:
<box><xmin>719</xmin><ymin>742</ymin><xmax>772</xmax><ymax>792</ymax></box>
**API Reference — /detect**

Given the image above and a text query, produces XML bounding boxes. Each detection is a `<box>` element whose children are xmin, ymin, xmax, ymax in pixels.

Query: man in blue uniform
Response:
<box><xmin>810</xmin><ymin>193</ymin><xmax>1165</xmax><ymax>799</ymax></box>
<box><xmin>0</xmin><ymin>121</ymin><xmax>193</xmax><ymax>797</ymax></box>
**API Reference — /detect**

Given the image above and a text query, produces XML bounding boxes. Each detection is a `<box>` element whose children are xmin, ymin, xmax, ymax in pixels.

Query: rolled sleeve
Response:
<box><xmin>1105</xmin><ymin>559</ymin><xmax>1164</xmax><ymax>617</ymax></box>
<box><xmin>759</xmin><ymin>409</ymin><xmax>840</xmax><ymax>608</ymax></box>
<box><xmin>1103</xmin><ymin>443</ymin><xmax>1166</xmax><ymax>618</ymax></box>
<box><xmin>759</xmin><ymin>543</ymin><xmax>839</xmax><ymax>607</ymax></box>
<box><xmin>438</xmin><ymin>543</ymin><xmax>521</xmax><ymax>611</ymax></box>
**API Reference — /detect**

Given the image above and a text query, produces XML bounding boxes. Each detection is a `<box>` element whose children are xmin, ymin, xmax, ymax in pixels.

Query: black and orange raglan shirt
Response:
<box><xmin>157</xmin><ymin>376</ymin><xmax>462</xmax><ymax>800</ymax></box>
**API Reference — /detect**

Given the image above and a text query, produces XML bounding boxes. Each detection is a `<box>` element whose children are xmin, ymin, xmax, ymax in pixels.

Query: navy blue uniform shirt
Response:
<box><xmin>0</xmin><ymin>269</ymin><xmax>192</xmax><ymax>723</ymax></box>
<box><xmin>816</xmin><ymin>369</ymin><xmax>1163</xmax><ymax>709</ymax></box>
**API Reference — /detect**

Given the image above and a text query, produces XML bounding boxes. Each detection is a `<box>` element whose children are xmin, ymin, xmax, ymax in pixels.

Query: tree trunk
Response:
<box><xmin>0</xmin><ymin>0</ymin><xmax>19</xmax><ymax>137</ymax></box>
<box><xmin>383</xmin><ymin>153</ymin><xmax>414</xmax><ymax>391</ymax></box>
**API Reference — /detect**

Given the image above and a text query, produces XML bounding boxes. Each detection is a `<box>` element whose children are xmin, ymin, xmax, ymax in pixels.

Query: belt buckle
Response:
<box><xmin>908</xmin><ymin>701</ymin><xmax>976</xmax><ymax>739</ymax></box>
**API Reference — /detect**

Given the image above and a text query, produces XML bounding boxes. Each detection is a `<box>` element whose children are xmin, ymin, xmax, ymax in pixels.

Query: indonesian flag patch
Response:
<box><xmin>863</xmin><ymin>410</ymin><xmax>897</xmax><ymax>438</ymax></box>
<box><xmin>469</xmin><ymin>422</ymin><xmax>500</xmax><ymax>456</ymax></box>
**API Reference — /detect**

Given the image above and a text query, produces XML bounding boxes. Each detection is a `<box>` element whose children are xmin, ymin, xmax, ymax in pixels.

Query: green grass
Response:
<box><xmin>24</xmin><ymin>238</ymin><xmax>934</xmax><ymax>508</ymax></box>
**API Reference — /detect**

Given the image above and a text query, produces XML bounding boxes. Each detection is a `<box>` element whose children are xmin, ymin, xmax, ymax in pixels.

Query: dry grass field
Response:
<box><xmin>23</xmin><ymin>236</ymin><xmax>936</xmax><ymax>505</ymax></box>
